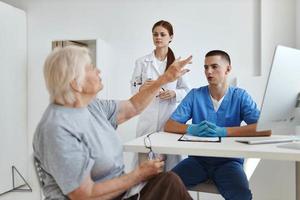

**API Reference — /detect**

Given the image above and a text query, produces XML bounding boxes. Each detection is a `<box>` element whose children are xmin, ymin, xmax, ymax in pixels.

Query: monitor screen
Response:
<box><xmin>257</xmin><ymin>45</ymin><xmax>300</xmax><ymax>135</ymax></box>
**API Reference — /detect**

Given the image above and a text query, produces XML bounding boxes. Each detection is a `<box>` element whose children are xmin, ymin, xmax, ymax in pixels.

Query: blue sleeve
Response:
<box><xmin>241</xmin><ymin>90</ymin><xmax>260</xmax><ymax>124</ymax></box>
<box><xmin>170</xmin><ymin>89</ymin><xmax>194</xmax><ymax>124</ymax></box>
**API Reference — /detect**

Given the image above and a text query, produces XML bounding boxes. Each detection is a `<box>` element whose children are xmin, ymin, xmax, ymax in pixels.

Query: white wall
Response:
<box><xmin>297</xmin><ymin>0</ymin><xmax>300</xmax><ymax>49</ymax></box>
<box><xmin>25</xmin><ymin>0</ymin><xmax>262</xmax><ymax>155</ymax></box>
<box><xmin>0</xmin><ymin>1</ymin><xmax>27</xmax><ymax>196</ymax></box>
<box><xmin>296</xmin><ymin>2</ymin><xmax>300</xmax><ymax>197</ymax></box>
<box><xmin>261</xmin><ymin>0</ymin><xmax>296</xmax><ymax>76</ymax></box>
<box><xmin>239</xmin><ymin>1</ymin><xmax>297</xmax><ymax>200</ymax></box>
<box><xmin>0</xmin><ymin>0</ymin><xmax>298</xmax><ymax>199</ymax></box>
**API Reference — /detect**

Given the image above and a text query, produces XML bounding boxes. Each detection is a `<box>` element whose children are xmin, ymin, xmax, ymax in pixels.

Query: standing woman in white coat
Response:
<box><xmin>131</xmin><ymin>20</ymin><xmax>190</xmax><ymax>171</ymax></box>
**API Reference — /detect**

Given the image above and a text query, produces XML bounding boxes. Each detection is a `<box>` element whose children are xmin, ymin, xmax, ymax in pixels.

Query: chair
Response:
<box><xmin>189</xmin><ymin>158</ymin><xmax>261</xmax><ymax>200</ymax></box>
<box><xmin>33</xmin><ymin>156</ymin><xmax>45</xmax><ymax>200</ymax></box>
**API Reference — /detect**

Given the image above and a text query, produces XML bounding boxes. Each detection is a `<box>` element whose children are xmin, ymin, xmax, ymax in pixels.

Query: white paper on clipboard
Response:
<box><xmin>179</xmin><ymin>134</ymin><xmax>221</xmax><ymax>142</ymax></box>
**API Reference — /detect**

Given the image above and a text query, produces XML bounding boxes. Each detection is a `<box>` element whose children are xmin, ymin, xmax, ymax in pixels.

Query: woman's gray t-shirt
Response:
<box><xmin>33</xmin><ymin>99</ymin><xmax>124</xmax><ymax>199</ymax></box>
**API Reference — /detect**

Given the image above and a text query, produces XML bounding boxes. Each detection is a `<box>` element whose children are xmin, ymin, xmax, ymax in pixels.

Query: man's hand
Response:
<box><xmin>186</xmin><ymin>120</ymin><xmax>227</xmax><ymax>137</ymax></box>
<box><xmin>186</xmin><ymin>121</ymin><xmax>208</xmax><ymax>136</ymax></box>
<box><xmin>204</xmin><ymin>121</ymin><xmax>227</xmax><ymax>137</ymax></box>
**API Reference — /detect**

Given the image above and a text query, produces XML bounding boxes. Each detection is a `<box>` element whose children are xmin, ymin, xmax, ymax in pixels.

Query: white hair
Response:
<box><xmin>44</xmin><ymin>45</ymin><xmax>91</xmax><ymax>104</ymax></box>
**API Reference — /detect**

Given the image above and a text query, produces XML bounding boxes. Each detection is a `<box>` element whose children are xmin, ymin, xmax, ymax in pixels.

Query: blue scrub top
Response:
<box><xmin>170</xmin><ymin>86</ymin><xmax>260</xmax><ymax>164</ymax></box>
<box><xmin>171</xmin><ymin>86</ymin><xmax>260</xmax><ymax>127</ymax></box>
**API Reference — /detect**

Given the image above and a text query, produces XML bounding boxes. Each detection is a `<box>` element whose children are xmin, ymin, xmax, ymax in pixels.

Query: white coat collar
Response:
<box><xmin>144</xmin><ymin>51</ymin><xmax>156</xmax><ymax>62</ymax></box>
<box><xmin>147</xmin><ymin>51</ymin><xmax>164</xmax><ymax>76</ymax></box>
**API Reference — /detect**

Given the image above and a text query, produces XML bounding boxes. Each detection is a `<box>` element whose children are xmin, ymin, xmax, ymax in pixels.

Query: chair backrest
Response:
<box><xmin>33</xmin><ymin>157</ymin><xmax>46</xmax><ymax>188</ymax></box>
<box><xmin>32</xmin><ymin>154</ymin><xmax>46</xmax><ymax>200</ymax></box>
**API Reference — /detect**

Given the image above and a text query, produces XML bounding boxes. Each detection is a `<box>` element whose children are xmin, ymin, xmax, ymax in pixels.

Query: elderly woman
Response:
<box><xmin>33</xmin><ymin>45</ymin><xmax>192</xmax><ymax>200</ymax></box>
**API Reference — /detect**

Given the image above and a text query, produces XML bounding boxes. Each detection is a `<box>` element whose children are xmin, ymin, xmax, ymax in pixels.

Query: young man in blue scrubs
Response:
<box><xmin>164</xmin><ymin>50</ymin><xmax>271</xmax><ymax>200</ymax></box>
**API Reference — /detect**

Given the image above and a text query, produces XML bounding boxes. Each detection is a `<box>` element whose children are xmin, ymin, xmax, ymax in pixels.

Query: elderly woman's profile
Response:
<box><xmin>32</xmin><ymin>45</ymin><xmax>192</xmax><ymax>200</ymax></box>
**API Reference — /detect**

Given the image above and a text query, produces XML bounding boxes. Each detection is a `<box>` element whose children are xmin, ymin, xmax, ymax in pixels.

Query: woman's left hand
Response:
<box><xmin>158</xmin><ymin>89</ymin><xmax>176</xmax><ymax>100</ymax></box>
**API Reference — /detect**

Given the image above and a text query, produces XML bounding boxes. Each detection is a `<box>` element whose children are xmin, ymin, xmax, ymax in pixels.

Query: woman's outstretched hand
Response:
<box><xmin>160</xmin><ymin>56</ymin><xmax>192</xmax><ymax>83</ymax></box>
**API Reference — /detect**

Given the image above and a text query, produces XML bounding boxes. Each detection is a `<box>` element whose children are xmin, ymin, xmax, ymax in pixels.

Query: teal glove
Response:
<box><xmin>204</xmin><ymin>121</ymin><xmax>227</xmax><ymax>137</ymax></box>
<box><xmin>186</xmin><ymin>121</ymin><xmax>208</xmax><ymax>136</ymax></box>
<box><xmin>186</xmin><ymin>120</ymin><xmax>227</xmax><ymax>137</ymax></box>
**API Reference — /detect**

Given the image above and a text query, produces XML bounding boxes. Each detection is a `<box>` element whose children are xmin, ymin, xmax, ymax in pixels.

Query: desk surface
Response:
<box><xmin>123</xmin><ymin>132</ymin><xmax>300</xmax><ymax>161</ymax></box>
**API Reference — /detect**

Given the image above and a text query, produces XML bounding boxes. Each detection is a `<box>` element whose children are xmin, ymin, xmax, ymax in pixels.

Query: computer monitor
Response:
<box><xmin>257</xmin><ymin>45</ymin><xmax>300</xmax><ymax>135</ymax></box>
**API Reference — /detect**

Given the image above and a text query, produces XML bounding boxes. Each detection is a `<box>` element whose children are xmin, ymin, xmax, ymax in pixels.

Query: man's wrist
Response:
<box><xmin>221</xmin><ymin>127</ymin><xmax>228</xmax><ymax>137</ymax></box>
<box><xmin>186</xmin><ymin>124</ymin><xmax>195</xmax><ymax>135</ymax></box>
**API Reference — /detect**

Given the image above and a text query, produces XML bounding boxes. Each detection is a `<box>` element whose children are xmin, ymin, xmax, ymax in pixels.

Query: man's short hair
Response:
<box><xmin>205</xmin><ymin>50</ymin><xmax>231</xmax><ymax>65</ymax></box>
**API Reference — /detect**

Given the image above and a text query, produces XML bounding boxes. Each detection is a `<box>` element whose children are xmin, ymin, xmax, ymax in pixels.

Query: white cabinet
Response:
<box><xmin>51</xmin><ymin>39</ymin><xmax>113</xmax><ymax>99</ymax></box>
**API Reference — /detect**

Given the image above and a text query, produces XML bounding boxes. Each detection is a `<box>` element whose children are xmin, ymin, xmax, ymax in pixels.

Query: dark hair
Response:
<box><xmin>152</xmin><ymin>20</ymin><xmax>175</xmax><ymax>71</ymax></box>
<box><xmin>205</xmin><ymin>50</ymin><xmax>231</xmax><ymax>65</ymax></box>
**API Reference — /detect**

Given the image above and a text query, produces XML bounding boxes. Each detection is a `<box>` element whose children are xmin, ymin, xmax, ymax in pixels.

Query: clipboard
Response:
<box><xmin>178</xmin><ymin>134</ymin><xmax>221</xmax><ymax>142</ymax></box>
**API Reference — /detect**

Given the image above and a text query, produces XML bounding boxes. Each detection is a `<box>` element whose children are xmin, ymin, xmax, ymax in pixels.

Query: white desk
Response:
<box><xmin>123</xmin><ymin>132</ymin><xmax>300</xmax><ymax>200</ymax></box>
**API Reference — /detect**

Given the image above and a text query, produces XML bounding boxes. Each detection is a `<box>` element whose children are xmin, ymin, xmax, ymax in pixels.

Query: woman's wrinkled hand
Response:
<box><xmin>161</xmin><ymin>56</ymin><xmax>192</xmax><ymax>83</ymax></box>
<box><xmin>134</xmin><ymin>158</ymin><xmax>165</xmax><ymax>182</ymax></box>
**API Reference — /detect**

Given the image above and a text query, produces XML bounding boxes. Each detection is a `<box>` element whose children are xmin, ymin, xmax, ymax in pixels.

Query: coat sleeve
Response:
<box><xmin>130</xmin><ymin>59</ymin><xmax>143</xmax><ymax>95</ymax></box>
<box><xmin>174</xmin><ymin>75</ymin><xmax>190</xmax><ymax>103</ymax></box>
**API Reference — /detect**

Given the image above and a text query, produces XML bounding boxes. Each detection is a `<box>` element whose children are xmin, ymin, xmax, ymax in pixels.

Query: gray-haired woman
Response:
<box><xmin>33</xmin><ymin>45</ymin><xmax>192</xmax><ymax>200</ymax></box>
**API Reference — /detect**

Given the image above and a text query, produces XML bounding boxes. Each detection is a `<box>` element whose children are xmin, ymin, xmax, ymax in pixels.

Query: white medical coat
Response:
<box><xmin>130</xmin><ymin>51</ymin><xmax>190</xmax><ymax>170</ymax></box>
